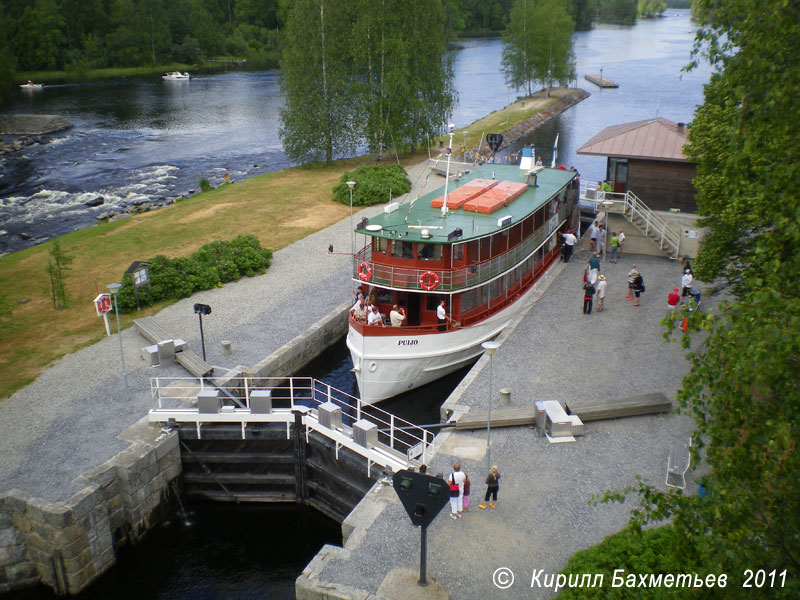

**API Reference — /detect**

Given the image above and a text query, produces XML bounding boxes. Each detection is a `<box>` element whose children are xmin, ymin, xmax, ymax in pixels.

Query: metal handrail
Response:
<box><xmin>150</xmin><ymin>376</ymin><xmax>433</xmax><ymax>463</ymax></box>
<box><xmin>353</xmin><ymin>213</ymin><xmax>563</xmax><ymax>292</ymax></box>
<box><xmin>579</xmin><ymin>182</ymin><xmax>681</xmax><ymax>257</ymax></box>
<box><xmin>624</xmin><ymin>191</ymin><xmax>681</xmax><ymax>257</ymax></box>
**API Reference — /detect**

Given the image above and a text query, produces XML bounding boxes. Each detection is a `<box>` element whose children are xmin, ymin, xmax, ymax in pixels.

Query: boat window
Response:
<box><xmin>509</xmin><ymin>224</ymin><xmax>522</xmax><ymax>247</ymax></box>
<box><xmin>461</xmin><ymin>287</ymin><xmax>480</xmax><ymax>313</ymax></box>
<box><xmin>417</xmin><ymin>243</ymin><xmax>442</xmax><ymax>261</ymax></box>
<box><xmin>426</xmin><ymin>295</ymin><xmax>443</xmax><ymax>311</ymax></box>
<box><xmin>376</xmin><ymin>289</ymin><xmax>393</xmax><ymax>304</ymax></box>
<box><xmin>489</xmin><ymin>278</ymin><xmax>503</xmax><ymax>301</ymax></box>
<box><xmin>453</xmin><ymin>243</ymin><xmax>464</xmax><ymax>262</ymax></box>
<box><xmin>491</xmin><ymin>230</ymin><xmax>508</xmax><ymax>256</ymax></box>
<box><xmin>373</xmin><ymin>238</ymin><xmax>389</xmax><ymax>254</ymax></box>
<box><xmin>467</xmin><ymin>240</ymin><xmax>480</xmax><ymax>264</ymax></box>
<box><xmin>522</xmin><ymin>215</ymin><xmax>534</xmax><ymax>237</ymax></box>
<box><xmin>504</xmin><ymin>269</ymin><xmax>517</xmax><ymax>290</ymax></box>
<box><xmin>391</xmin><ymin>241</ymin><xmax>414</xmax><ymax>259</ymax></box>
<box><xmin>534</xmin><ymin>208</ymin><xmax>544</xmax><ymax>230</ymax></box>
<box><xmin>479</xmin><ymin>237</ymin><xmax>491</xmax><ymax>261</ymax></box>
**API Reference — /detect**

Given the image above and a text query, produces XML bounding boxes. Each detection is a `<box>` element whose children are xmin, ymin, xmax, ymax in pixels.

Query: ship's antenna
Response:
<box><xmin>441</xmin><ymin>124</ymin><xmax>455</xmax><ymax>218</ymax></box>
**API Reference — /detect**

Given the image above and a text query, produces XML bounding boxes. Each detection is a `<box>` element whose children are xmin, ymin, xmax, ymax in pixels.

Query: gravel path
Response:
<box><xmin>310</xmin><ymin>253</ymin><xmax>701</xmax><ymax>600</ymax></box>
<box><xmin>0</xmin><ymin>160</ymin><xmax>438</xmax><ymax>503</ymax></box>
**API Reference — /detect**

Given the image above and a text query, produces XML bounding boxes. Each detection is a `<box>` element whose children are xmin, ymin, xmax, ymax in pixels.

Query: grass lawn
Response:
<box><xmin>0</xmin><ymin>157</ymin><xmax>385</xmax><ymax>400</ymax></box>
<box><xmin>0</xmin><ymin>88</ymin><xmax>572</xmax><ymax>401</ymax></box>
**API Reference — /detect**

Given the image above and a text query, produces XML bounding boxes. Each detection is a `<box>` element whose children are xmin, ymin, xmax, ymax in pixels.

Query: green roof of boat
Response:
<box><xmin>362</xmin><ymin>163</ymin><xmax>576</xmax><ymax>244</ymax></box>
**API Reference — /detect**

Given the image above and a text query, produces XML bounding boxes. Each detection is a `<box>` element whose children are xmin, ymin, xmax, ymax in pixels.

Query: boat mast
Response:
<box><xmin>441</xmin><ymin>124</ymin><xmax>455</xmax><ymax>218</ymax></box>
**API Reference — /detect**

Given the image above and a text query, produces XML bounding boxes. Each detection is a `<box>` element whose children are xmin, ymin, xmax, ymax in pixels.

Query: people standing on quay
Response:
<box><xmin>589</xmin><ymin>220</ymin><xmax>600</xmax><ymax>252</ymax></box>
<box><xmin>632</xmin><ymin>269</ymin><xmax>645</xmax><ymax>306</ymax></box>
<box><xmin>449</xmin><ymin>463</ymin><xmax>466</xmax><ymax>519</ymax></box>
<box><xmin>587</xmin><ymin>253</ymin><xmax>600</xmax><ymax>285</ymax></box>
<box><xmin>626</xmin><ymin>264</ymin><xmax>638</xmax><ymax>301</ymax></box>
<box><xmin>561</xmin><ymin>229</ymin><xmax>577</xmax><ymax>262</ymax></box>
<box><xmin>618</xmin><ymin>228</ymin><xmax>626</xmax><ymax>258</ymax></box>
<box><xmin>479</xmin><ymin>466</ymin><xmax>501</xmax><ymax>510</ymax></box>
<box><xmin>668</xmin><ymin>287</ymin><xmax>680</xmax><ymax>311</ymax></box>
<box><xmin>596</xmin><ymin>275</ymin><xmax>607</xmax><ymax>312</ymax></box>
<box><xmin>596</xmin><ymin>224</ymin><xmax>607</xmax><ymax>257</ymax></box>
<box><xmin>681</xmin><ymin>268</ymin><xmax>694</xmax><ymax>299</ymax></box>
<box><xmin>583</xmin><ymin>279</ymin><xmax>596</xmax><ymax>315</ymax></box>
<box><xmin>609</xmin><ymin>231</ymin><xmax>619</xmax><ymax>263</ymax></box>
<box><xmin>462</xmin><ymin>472</ymin><xmax>471</xmax><ymax>512</ymax></box>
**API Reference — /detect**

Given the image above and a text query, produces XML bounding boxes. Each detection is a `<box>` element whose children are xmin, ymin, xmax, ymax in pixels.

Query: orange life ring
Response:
<box><xmin>358</xmin><ymin>262</ymin><xmax>372</xmax><ymax>281</ymax></box>
<box><xmin>419</xmin><ymin>271</ymin><xmax>440</xmax><ymax>291</ymax></box>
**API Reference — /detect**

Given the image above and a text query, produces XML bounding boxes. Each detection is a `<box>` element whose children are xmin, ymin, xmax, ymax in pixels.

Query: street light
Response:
<box><xmin>346</xmin><ymin>180</ymin><xmax>356</xmax><ymax>257</ymax></box>
<box><xmin>106</xmin><ymin>283</ymin><xmax>129</xmax><ymax>401</ymax></box>
<box><xmin>481</xmin><ymin>340</ymin><xmax>501</xmax><ymax>473</ymax></box>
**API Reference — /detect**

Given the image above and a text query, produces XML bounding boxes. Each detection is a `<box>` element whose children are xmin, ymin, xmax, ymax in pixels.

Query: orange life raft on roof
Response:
<box><xmin>463</xmin><ymin>181</ymin><xmax>528</xmax><ymax>214</ymax></box>
<box><xmin>430</xmin><ymin>179</ymin><xmax>498</xmax><ymax>210</ymax></box>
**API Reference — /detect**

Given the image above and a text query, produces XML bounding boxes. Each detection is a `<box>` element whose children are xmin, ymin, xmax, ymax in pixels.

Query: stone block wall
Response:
<box><xmin>0</xmin><ymin>423</ymin><xmax>181</xmax><ymax>595</ymax></box>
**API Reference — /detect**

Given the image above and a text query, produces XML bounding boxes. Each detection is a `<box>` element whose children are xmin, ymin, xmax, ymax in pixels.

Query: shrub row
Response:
<box><xmin>332</xmin><ymin>164</ymin><xmax>411</xmax><ymax>207</ymax></box>
<box><xmin>115</xmin><ymin>235</ymin><xmax>272</xmax><ymax>312</ymax></box>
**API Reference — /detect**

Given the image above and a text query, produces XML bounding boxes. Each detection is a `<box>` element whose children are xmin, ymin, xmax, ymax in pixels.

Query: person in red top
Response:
<box><xmin>668</xmin><ymin>287</ymin><xmax>681</xmax><ymax>311</ymax></box>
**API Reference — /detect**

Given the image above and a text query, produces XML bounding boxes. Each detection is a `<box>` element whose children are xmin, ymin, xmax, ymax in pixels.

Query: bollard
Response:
<box><xmin>221</xmin><ymin>340</ymin><xmax>232</xmax><ymax>356</ymax></box>
<box><xmin>499</xmin><ymin>388</ymin><xmax>511</xmax><ymax>406</ymax></box>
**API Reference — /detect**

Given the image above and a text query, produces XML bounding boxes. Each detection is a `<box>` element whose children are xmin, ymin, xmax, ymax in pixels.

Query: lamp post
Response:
<box><xmin>481</xmin><ymin>340</ymin><xmax>500</xmax><ymax>473</ymax></box>
<box><xmin>346</xmin><ymin>180</ymin><xmax>356</xmax><ymax>257</ymax></box>
<box><xmin>106</xmin><ymin>283</ymin><xmax>129</xmax><ymax>401</ymax></box>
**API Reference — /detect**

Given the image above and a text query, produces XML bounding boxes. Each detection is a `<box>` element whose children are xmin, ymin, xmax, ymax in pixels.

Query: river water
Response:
<box><xmin>0</xmin><ymin>10</ymin><xmax>709</xmax><ymax>256</ymax></box>
<box><xmin>2</xmin><ymin>11</ymin><xmax>711</xmax><ymax>599</ymax></box>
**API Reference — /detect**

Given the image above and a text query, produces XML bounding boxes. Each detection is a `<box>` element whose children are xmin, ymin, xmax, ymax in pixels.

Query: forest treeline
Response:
<box><xmin>0</xmin><ymin>0</ymin><xmax>688</xmax><ymax>74</ymax></box>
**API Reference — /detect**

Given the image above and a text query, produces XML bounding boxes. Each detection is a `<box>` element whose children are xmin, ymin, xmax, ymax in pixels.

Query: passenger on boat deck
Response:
<box><xmin>437</xmin><ymin>300</ymin><xmax>449</xmax><ymax>331</ymax></box>
<box><xmin>351</xmin><ymin>299</ymin><xmax>367</xmax><ymax>322</ymax></box>
<box><xmin>354</xmin><ymin>285</ymin><xmax>365</xmax><ymax>303</ymax></box>
<box><xmin>389</xmin><ymin>305</ymin><xmax>406</xmax><ymax>327</ymax></box>
<box><xmin>367</xmin><ymin>305</ymin><xmax>385</xmax><ymax>326</ymax></box>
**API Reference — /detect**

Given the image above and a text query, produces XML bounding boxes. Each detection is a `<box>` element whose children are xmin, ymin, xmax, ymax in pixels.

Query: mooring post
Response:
<box><xmin>292</xmin><ymin>411</ymin><xmax>308</xmax><ymax>502</ymax></box>
<box><xmin>418</xmin><ymin>525</ymin><xmax>428</xmax><ymax>586</ymax></box>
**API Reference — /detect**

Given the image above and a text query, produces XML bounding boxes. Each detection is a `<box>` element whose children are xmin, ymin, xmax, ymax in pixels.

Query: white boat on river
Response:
<box><xmin>162</xmin><ymin>71</ymin><xmax>190</xmax><ymax>81</ymax></box>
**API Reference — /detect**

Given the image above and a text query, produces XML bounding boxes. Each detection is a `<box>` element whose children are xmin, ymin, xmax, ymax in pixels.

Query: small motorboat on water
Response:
<box><xmin>20</xmin><ymin>81</ymin><xmax>43</xmax><ymax>89</ymax></box>
<box><xmin>162</xmin><ymin>71</ymin><xmax>190</xmax><ymax>81</ymax></box>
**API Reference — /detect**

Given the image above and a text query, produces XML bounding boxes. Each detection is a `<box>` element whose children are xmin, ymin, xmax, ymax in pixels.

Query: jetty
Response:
<box><xmin>585</xmin><ymin>74</ymin><xmax>619</xmax><ymax>88</ymax></box>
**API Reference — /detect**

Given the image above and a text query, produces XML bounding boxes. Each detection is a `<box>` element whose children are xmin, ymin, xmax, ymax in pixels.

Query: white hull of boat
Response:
<box><xmin>347</xmin><ymin>264</ymin><xmax>556</xmax><ymax>405</ymax></box>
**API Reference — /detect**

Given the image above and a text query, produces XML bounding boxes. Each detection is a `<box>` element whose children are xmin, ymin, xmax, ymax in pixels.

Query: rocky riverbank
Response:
<box><xmin>0</xmin><ymin>114</ymin><xmax>72</xmax><ymax>136</ymax></box>
<box><xmin>497</xmin><ymin>88</ymin><xmax>590</xmax><ymax>152</ymax></box>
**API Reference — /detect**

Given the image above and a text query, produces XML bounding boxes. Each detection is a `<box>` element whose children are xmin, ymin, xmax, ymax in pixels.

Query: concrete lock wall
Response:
<box><xmin>0</xmin><ymin>424</ymin><xmax>181</xmax><ymax>595</ymax></box>
<box><xmin>245</xmin><ymin>302</ymin><xmax>351</xmax><ymax>380</ymax></box>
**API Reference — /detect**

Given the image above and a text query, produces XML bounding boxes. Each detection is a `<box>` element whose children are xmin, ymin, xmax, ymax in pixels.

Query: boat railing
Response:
<box><xmin>349</xmin><ymin>313</ymin><xmax>461</xmax><ymax>335</ymax></box>
<box><xmin>149</xmin><ymin>376</ymin><xmax>434</xmax><ymax>469</ymax></box>
<box><xmin>354</xmin><ymin>213</ymin><xmax>563</xmax><ymax>292</ymax></box>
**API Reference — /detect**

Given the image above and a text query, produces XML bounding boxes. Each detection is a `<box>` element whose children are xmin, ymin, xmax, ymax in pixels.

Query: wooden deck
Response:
<box><xmin>565</xmin><ymin>393</ymin><xmax>672</xmax><ymax>422</ymax></box>
<box><xmin>454</xmin><ymin>407</ymin><xmax>537</xmax><ymax>430</ymax></box>
<box><xmin>134</xmin><ymin>316</ymin><xmax>213</xmax><ymax>377</ymax></box>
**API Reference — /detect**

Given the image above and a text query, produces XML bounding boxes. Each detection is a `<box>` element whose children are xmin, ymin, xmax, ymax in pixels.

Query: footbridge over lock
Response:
<box><xmin>148</xmin><ymin>377</ymin><xmax>434</xmax><ymax>523</ymax></box>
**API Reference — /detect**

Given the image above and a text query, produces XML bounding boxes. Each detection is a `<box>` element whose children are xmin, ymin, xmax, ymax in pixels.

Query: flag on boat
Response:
<box><xmin>550</xmin><ymin>133</ymin><xmax>559</xmax><ymax>168</ymax></box>
<box><xmin>519</xmin><ymin>146</ymin><xmax>534</xmax><ymax>170</ymax></box>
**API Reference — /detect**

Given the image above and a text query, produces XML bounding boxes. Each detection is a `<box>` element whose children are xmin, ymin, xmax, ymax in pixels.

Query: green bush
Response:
<box><xmin>199</xmin><ymin>178</ymin><xmax>212</xmax><ymax>193</ymax></box>
<box><xmin>115</xmin><ymin>237</ymin><xmax>273</xmax><ymax>313</ymax></box>
<box><xmin>332</xmin><ymin>164</ymin><xmax>411</xmax><ymax>207</ymax></box>
<box><xmin>557</xmin><ymin>525</ymin><xmax>697</xmax><ymax>599</ymax></box>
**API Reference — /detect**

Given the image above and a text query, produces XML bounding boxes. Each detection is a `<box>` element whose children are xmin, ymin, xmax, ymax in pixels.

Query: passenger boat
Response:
<box><xmin>347</xmin><ymin>141</ymin><xmax>580</xmax><ymax>404</ymax></box>
<box><xmin>162</xmin><ymin>71</ymin><xmax>190</xmax><ymax>81</ymax></box>
<box><xmin>20</xmin><ymin>81</ymin><xmax>43</xmax><ymax>89</ymax></box>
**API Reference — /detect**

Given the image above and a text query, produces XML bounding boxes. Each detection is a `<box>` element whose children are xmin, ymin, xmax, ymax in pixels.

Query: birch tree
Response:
<box><xmin>501</xmin><ymin>0</ymin><xmax>575</xmax><ymax>96</ymax></box>
<box><xmin>279</xmin><ymin>0</ymin><xmax>358</xmax><ymax>164</ymax></box>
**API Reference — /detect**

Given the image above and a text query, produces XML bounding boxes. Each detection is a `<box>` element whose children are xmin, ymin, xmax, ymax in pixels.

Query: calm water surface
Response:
<box><xmin>0</xmin><ymin>10</ymin><xmax>709</xmax><ymax>255</ymax></box>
